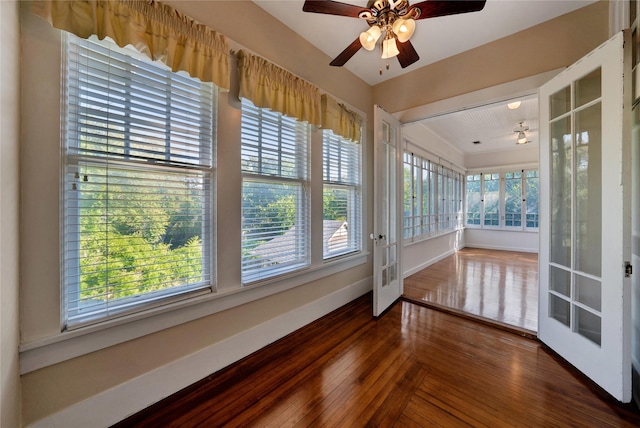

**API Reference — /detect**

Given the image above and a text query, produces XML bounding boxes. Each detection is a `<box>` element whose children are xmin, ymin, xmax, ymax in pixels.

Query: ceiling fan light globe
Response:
<box><xmin>360</xmin><ymin>26</ymin><xmax>381</xmax><ymax>51</ymax></box>
<box><xmin>381</xmin><ymin>37</ymin><xmax>400</xmax><ymax>59</ymax></box>
<box><xmin>392</xmin><ymin>18</ymin><xmax>415</xmax><ymax>43</ymax></box>
<box><xmin>517</xmin><ymin>131</ymin><xmax>527</xmax><ymax>144</ymax></box>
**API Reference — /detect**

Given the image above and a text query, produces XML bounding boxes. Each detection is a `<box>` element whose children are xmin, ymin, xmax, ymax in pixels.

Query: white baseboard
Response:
<box><xmin>464</xmin><ymin>243</ymin><xmax>539</xmax><ymax>253</ymax></box>
<box><xmin>403</xmin><ymin>248</ymin><xmax>458</xmax><ymax>278</ymax></box>
<box><xmin>28</xmin><ymin>277</ymin><xmax>373</xmax><ymax>428</ymax></box>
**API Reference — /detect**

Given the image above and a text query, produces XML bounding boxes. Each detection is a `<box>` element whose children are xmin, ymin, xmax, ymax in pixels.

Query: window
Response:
<box><xmin>403</xmin><ymin>151</ymin><xmax>463</xmax><ymax>241</ymax></box>
<box><xmin>504</xmin><ymin>171</ymin><xmax>523</xmax><ymax>227</ymax></box>
<box><xmin>241</xmin><ymin>99</ymin><xmax>310</xmax><ymax>283</ymax></box>
<box><xmin>466</xmin><ymin>174</ymin><xmax>481</xmax><ymax>225</ymax></box>
<box><xmin>323</xmin><ymin>131</ymin><xmax>362</xmax><ymax>259</ymax></box>
<box><xmin>63</xmin><ymin>35</ymin><xmax>215</xmax><ymax>327</ymax></box>
<box><xmin>465</xmin><ymin>170</ymin><xmax>539</xmax><ymax>230</ymax></box>
<box><xmin>483</xmin><ymin>173</ymin><xmax>500</xmax><ymax>227</ymax></box>
<box><xmin>525</xmin><ymin>170</ymin><xmax>540</xmax><ymax>228</ymax></box>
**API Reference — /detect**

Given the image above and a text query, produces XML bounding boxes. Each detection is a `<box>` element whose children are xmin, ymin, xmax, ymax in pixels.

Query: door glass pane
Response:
<box><xmin>382</xmin><ymin>141</ymin><xmax>389</xmax><ymax>243</ymax></box>
<box><xmin>575</xmin><ymin>274</ymin><xmax>602</xmax><ymax>311</ymax></box>
<box><xmin>575</xmin><ymin>307</ymin><xmax>602</xmax><ymax>346</ymax></box>
<box><xmin>550</xmin><ymin>294</ymin><xmax>571</xmax><ymax>327</ymax></box>
<box><xmin>550</xmin><ymin>85</ymin><xmax>571</xmax><ymax>119</ymax></box>
<box><xmin>550</xmin><ymin>265</ymin><xmax>571</xmax><ymax>297</ymax></box>
<box><xmin>388</xmin><ymin>142</ymin><xmax>397</xmax><ymax>243</ymax></box>
<box><xmin>574</xmin><ymin>103</ymin><xmax>602</xmax><ymax>277</ymax></box>
<box><xmin>575</xmin><ymin>68</ymin><xmax>601</xmax><ymax>108</ymax></box>
<box><xmin>550</xmin><ymin>116</ymin><xmax>572</xmax><ymax>267</ymax></box>
<box><xmin>389</xmin><ymin>264</ymin><xmax>397</xmax><ymax>282</ymax></box>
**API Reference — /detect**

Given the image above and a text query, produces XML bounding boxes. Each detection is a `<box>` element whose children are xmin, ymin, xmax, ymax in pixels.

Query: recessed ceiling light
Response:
<box><xmin>507</xmin><ymin>101</ymin><xmax>521</xmax><ymax>110</ymax></box>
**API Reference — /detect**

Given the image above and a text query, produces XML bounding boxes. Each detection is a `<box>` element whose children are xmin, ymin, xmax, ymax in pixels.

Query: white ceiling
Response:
<box><xmin>254</xmin><ymin>0</ymin><xmax>597</xmax><ymax>86</ymax></box>
<box><xmin>404</xmin><ymin>94</ymin><xmax>539</xmax><ymax>154</ymax></box>
<box><xmin>254</xmin><ymin>0</ymin><xmax>597</xmax><ymax>155</ymax></box>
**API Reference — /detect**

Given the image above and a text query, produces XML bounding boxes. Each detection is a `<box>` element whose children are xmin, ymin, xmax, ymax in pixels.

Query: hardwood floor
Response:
<box><xmin>403</xmin><ymin>247</ymin><xmax>538</xmax><ymax>334</ymax></box>
<box><xmin>114</xmin><ymin>293</ymin><xmax>640</xmax><ymax>427</ymax></box>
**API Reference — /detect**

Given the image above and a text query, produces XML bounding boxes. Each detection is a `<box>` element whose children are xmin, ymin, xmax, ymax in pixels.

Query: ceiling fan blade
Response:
<box><xmin>330</xmin><ymin>37</ymin><xmax>362</xmax><ymax>66</ymax></box>
<box><xmin>303</xmin><ymin>0</ymin><xmax>368</xmax><ymax>18</ymax></box>
<box><xmin>397</xmin><ymin>39</ymin><xmax>420</xmax><ymax>68</ymax></box>
<box><xmin>411</xmin><ymin>0</ymin><xmax>486</xmax><ymax>20</ymax></box>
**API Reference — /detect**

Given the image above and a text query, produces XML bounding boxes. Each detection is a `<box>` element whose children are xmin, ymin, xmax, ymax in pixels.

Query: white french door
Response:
<box><xmin>372</xmin><ymin>105</ymin><xmax>403</xmax><ymax>316</ymax></box>
<box><xmin>538</xmin><ymin>30</ymin><xmax>632</xmax><ymax>402</ymax></box>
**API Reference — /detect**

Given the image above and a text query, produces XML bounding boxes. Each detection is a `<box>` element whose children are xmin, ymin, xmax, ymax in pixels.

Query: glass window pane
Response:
<box><xmin>422</xmin><ymin>160</ymin><xmax>430</xmax><ymax>235</ymax></box>
<box><xmin>403</xmin><ymin>153</ymin><xmax>413</xmax><ymax>239</ymax></box>
<box><xmin>525</xmin><ymin>170</ymin><xmax>539</xmax><ymax>228</ymax></box>
<box><xmin>483</xmin><ymin>173</ymin><xmax>500</xmax><ymax>226</ymax></box>
<box><xmin>574</xmin><ymin>103</ymin><xmax>602</xmax><ymax>277</ymax></box>
<box><xmin>550</xmin><ymin>117</ymin><xmax>572</xmax><ymax>267</ymax></box>
<box><xmin>505</xmin><ymin>171</ymin><xmax>522</xmax><ymax>227</ymax></box>
<box><xmin>466</xmin><ymin>175</ymin><xmax>481</xmax><ymax>225</ymax></box>
<box><xmin>550</xmin><ymin>294</ymin><xmax>571</xmax><ymax>327</ymax></box>
<box><xmin>575</xmin><ymin>68</ymin><xmax>601</xmax><ymax>108</ymax></box>
<box><xmin>550</xmin><ymin>85</ymin><xmax>571</xmax><ymax>119</ymax></box>
<box><xmin>575</xmin><ymin>307</ymin><xmax>602</xmax><ymax>346</ymax></box>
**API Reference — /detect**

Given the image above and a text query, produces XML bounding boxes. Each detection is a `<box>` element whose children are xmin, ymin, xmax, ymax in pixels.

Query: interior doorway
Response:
<box><xmin>394</xmin><ymin>74</ymin><xmax>556</xmax><ymax>335</ymax></box>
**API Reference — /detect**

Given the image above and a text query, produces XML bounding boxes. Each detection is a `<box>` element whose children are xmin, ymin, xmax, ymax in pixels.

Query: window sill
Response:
<box><xmin>19</xmin><ymin>252</ymin><xmax>368</xmax><ymax>374</ymax></box>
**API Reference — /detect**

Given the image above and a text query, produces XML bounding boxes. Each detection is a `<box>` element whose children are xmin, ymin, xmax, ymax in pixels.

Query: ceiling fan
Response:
<box><xmin>302</xmin><ymin>0</ymin><xmax>487</xmax><ymax>72</ymax></box>
<box><xmin>514</xmin><ymin>121</ymin><xmax>530</xmax><ymax>145</ymax></box>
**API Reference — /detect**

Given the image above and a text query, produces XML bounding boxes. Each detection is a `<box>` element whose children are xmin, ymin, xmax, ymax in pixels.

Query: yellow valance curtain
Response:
<box><xmin>321</xmin><ymin>94</ymin><xmax>363</xmax><ymax>143</ymax></box>
<box><xmin>237</xmin><ymin>50</ymin><xmax>321</xmax><ymax>126</ymax></box>
<box><xmin>31</xmin><ymin>0</ymin><xmax>230</xmax><ymax>90</ymax></box>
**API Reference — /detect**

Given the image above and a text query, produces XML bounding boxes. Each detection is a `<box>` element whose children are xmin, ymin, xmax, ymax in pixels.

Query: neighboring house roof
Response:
<box><xmin>250</xmin><ymin>220</ymin><xmax>348</xmax><ymax>264</ymax></box>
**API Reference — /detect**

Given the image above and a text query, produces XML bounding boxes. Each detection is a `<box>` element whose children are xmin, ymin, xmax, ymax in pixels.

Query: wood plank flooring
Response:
<box><xmin>113</xmin><ymin>293</ymin><xmax>640</xmax><ymax>427</ymax></box>
<box><xmin>403</xmin><ymin>248</ymin><xmax>538</xmax><ymax>334</ymax></box>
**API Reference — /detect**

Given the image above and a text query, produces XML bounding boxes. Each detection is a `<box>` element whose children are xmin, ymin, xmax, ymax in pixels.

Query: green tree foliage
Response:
<box><xmin>77</xmin><ymin>166</ymin><xmax>204</xmax><ymax>304</ymax></box>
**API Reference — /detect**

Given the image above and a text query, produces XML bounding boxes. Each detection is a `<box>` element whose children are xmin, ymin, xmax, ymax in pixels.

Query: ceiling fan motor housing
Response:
<box><xmin>360</xmin><ymin>0</ymin><xmax>418</xmax><ymax>28</ymax></box>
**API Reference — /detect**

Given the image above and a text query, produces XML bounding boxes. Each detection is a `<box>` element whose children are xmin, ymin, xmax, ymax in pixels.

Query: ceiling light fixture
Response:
<box><xmin>507</xmin><ymin>101</ymin><xmax>521</xmax><ymax>110</ymax></box>
<box><xmin>514</xmin><ymin>121</ymin><xmax>530</xmax><ymax>145</ymax></box>
<box><xmin>357</xmin><ymin>0</ymin><xmax>420</xmax><ymax>73</ymax></box>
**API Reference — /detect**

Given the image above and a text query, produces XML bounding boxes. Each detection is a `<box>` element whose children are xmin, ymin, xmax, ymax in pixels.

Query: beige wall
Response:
<box><xmin>0</xmin><ymin>0</ymin><xmax>22</xmax><ymax>427</ymax></box>
<box><xmin>373</xmin><ymin>1</ymin><xmax>609</xmax><ymax>114</ymax></box>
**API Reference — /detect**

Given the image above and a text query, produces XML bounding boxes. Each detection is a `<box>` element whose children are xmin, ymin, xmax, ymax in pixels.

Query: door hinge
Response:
<box><xmin>625</xmin><ymin>261</ymin><xmax>632</xmax><ymax>277</ymax></box>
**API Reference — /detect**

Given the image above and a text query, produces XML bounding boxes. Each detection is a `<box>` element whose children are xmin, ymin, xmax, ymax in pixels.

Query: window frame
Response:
<box><xmin>240</xmin><ymin>98</ymin><xmax>311</xmax><ymax>284</ymax></box>
<box><xmin>465</xmin><ymin>168</ymin><xmax>540</xmax><ymax>231</ymax></box>
<box><xmin>403</xmin><ymin>150</ymin><xmax>463</xmax><ymax>243</ymax></box>
<box><xmin>62</xmin><ymin>34</ymin><xmax>217</xmax><ymax>329</ymax></box>
<box><xmin>322</xmin><ymin>130</ymin><xmax>363</xmax><ymax>260</ymax></box>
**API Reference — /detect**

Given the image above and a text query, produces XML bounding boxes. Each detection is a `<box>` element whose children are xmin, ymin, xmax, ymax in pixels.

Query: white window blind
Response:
<box><xmin>322</xmin><ymin>131</ymin><xmax>362</xmax><ymax>259</ymax></box>
<box><xmin>241</xmin><ymin>99</ymin><xmax>309</xmax><ymax>283</ymax></box>
<box><xmin>63</xmin><ymin>35</ymin><xmax>215</xmax><ymax>328</ymax></box>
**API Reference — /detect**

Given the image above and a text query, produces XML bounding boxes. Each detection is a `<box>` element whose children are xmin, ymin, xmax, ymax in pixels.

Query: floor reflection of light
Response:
<box><xmin>404</xmin><ymin>248</ymin><xmax>539</xmax><ymax>332</ymax></box>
